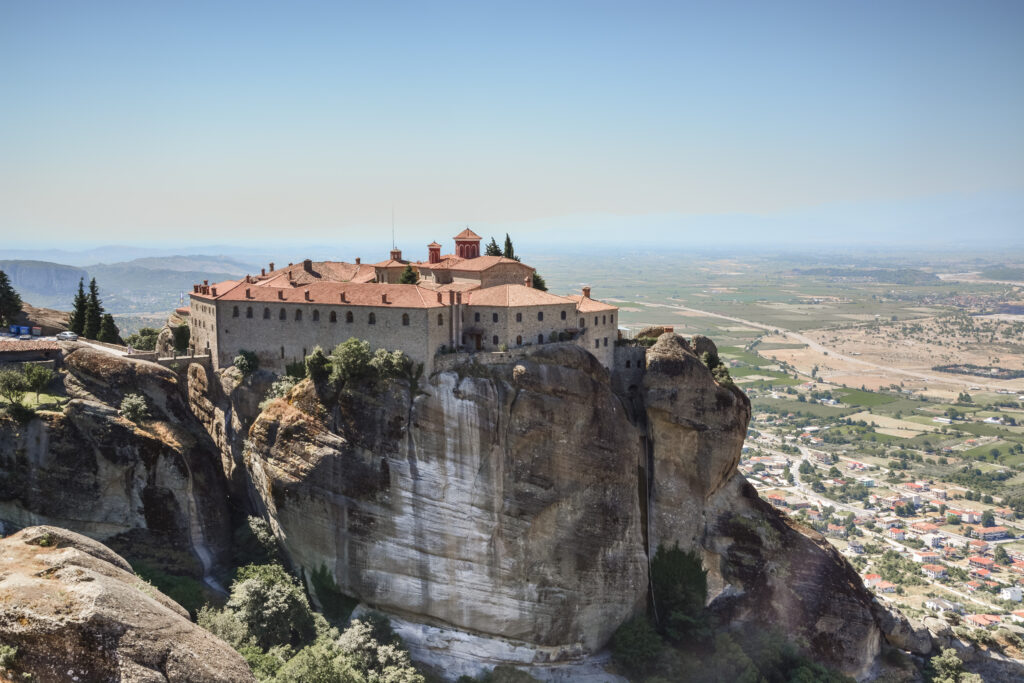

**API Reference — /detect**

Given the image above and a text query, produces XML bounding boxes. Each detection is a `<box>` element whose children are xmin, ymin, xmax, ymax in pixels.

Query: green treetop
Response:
<box><xmin>84</xmin><ymin>278</ymin><xmax>103</xmax><ymax>339</ymax></box>
<box><xmin>485</xmin><ymin>237</ymin><xmax>502</xmax><ymax>256</ymax></box>
<box><xmin>68</xmin><ymin>277</ymin><xmax>87</xmax><ymax>335</ymax></box>
<box><xmin>97</xmin><ymin>314</ymin><xmax>121</xmax><ymax>344</ymax></box>
<box><xmin>398</xmin><ymin>264</ymin><xmax>419</xmax><ymax>285</ymax></box>
<box><xmin>0</xmin><ymin>270</ymin><xmax>23</xmax><ymax>328</ymax></box>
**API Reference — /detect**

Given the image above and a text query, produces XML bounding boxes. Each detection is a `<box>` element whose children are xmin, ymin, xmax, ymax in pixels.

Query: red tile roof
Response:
<box><xmin>566</xmin><ymin>294</ymin><xmax>618</xmax><ymax>313</ymax></box>
<box><xmin>0</xmin><ymin>340</ymin><xmax>60</xmax><ymax>352</ymax></box>
<box><xmin>453</xmin><ymin>228</ymin><xmax>482</xmax><ymax>240</ymax></box>
<box><xmin>465</xmin><ymin>284</ymin><xmax>574</xmax><ymax>307</ymax></box>
<box><xmin>419</xmin><ymin>255</ymin><xmax>531</xmax><ymax>273</ymax></box>
<box><xmin>207</xmin><ymin>281</ymin><xmax>446</xmax><ymax>309</ymax></box>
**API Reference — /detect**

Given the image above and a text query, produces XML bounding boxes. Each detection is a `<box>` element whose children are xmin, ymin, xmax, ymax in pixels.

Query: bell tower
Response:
<box><xmin>452</xmin><ymin>228</ymin><xmax>482</xmax><ymax>259</ymax></box>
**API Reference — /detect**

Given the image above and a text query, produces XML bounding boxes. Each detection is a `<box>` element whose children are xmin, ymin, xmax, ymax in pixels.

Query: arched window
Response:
<box><xmin>492</xmin><ymin>313</ymin><xmax>498</xmax><ymax>322</ymax></box>
<box><xmin>516</xmin><ymin>312</ymin><xmax>522</xmax><ymax>322</ymax></box>
<box><xmin>437</xmin><ymin>313</ymin><xmax>444</xmax><ymax>326</ymax></box>
<box><xmin>312</xmin><ymin>310</ymin><xmax>319</xmax><ymax>322</ymax></box>
<box><xmin>232</xmin><ymin>306</ymin><xmax>239</xmax><ymax>317</ymax></box>
<box><xmin>538</xmin><ymin>334</ymin><xmax>544</xmax><ymax>344</ymax></box>
<box><xmin>560</xmin><ymin>310</ymin><xmax>566</xmax><ymax>320</ymax></box>
<box><xmin>492</xmin><ymin>335</ymin><xmax>498</xmax><ymax>345</ymax></box>
<box><xmin>516</xmin><ymin>335</ymin><xmax>522</xmax><ymax>345</ymax></box>
<box><xmin>246</xmin><ymin>307</ymin><xmax>253</xmax><ymax>318</ymax></box>
<box><xmin>474</xmin><ymin>312</ymin><xmax>480</xmax><ymax>322</ymax></box>
<box><xmin>368</xmin><ymin>312</ymin><xmax>376</xmax><ymax>325</ymax></box>
<box><xmin>346</xmin><ymin>311</ymin><xmax>353</xmax><ymax>323</ymax></box>
<box><xmin>279</xmin><ymin>308</ymin><xmax>287</xmax><ymax>320</ymax></box>
<box><xmin>295</xmin><ymin>309</ymin><xmax>302</xmax><ymax>321</ymax></box>
<box><xmin>329</xmin><ymin>311</ymin><xmax>337</xmax><ymax>323</ymax></box>
<box><xmin>264</xmin><ymin>307</ymin><xmax>270</xmax><ymax>319</ymax></box>
<box><xmin>280</xmin><ymin>346</ymin><xmax>285</xmax><ymax>358</ymax></box>
<box><xmin>402</xmin><ymin>313</ymin><xmax>410</xmax><ymax>326</ymax></box>
<box><xmin>537</xmin><ymin>311</ymin><xmax>544</xmax><ymax>321</ymax></box>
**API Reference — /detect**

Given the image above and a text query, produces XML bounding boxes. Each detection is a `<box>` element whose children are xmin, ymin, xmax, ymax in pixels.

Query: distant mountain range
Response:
<box><xmin>0</xmin><ymin>255</ymin><xmax>260</xmax><ymax>315</ymax></box>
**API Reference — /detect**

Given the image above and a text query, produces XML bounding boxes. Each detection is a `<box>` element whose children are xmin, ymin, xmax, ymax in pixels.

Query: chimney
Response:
<box><xmin>261</xmin><ymin>267</ymin><xmax>266</xmax><ymax>276</ymax></box>
<box><xmin>582</xmin><ymin>286</ymin><xmax>591</xmax><ymax>299</ymax></box>
<box><xmin>288</xmin><ymin>262</ymin><xmax>293</xmax><ymax>266</ymax></box>
<box><xmin>524</xmin><ymin>277</ymin><xmax>531</xmax><ymax>288</ymax></box>
<box><xmin>269</xmin><ymin>262</ymin><xmax>274</xmax><ymax>271</ymax></box>
<box><xmin>304</xmin><ymin>289</ymin><xmax>311</xmax><ymax>301</ymax></box>
<box><xmin>381</xmin><ymin>293</ymin><xmax>388</xmax><ymax>304</ymax></box>
<box><xmin>355</xmin><ymin>257</ymin><xmax>361</xmax><ymax>265</ymax></box>
<box><xmin>340</xmin><ymin>292</ymin><xmax>347</xmax><ymax>303</ymax></box>
<box><xmin>437</xmin><ymin>292</ymin><xmax>443</xmax><ymax>303</ymax></box>
<box><xmin>390</xmin><ymin>248</ymin><xmax>402</xmax><ymax>261</ymax></box>
<box><xmin>278</xmin><ymin>290</ymin><xmax>285</xmax><ymax>300</ymax></box>
<box><xmin>211</xmin><ymin>287</ymin><xmax>217</xmax><ymax>296</ymax></box>
<box><xmin>193</xmin><ymin>285</ymin><xmax>199</xmax><ymax>293</ymax></box>
<box><xmin>303</xmin><ymin>259</ymin><xmax>313</xmax><ymax>272</ymax></box>
<box><xmin>203</xmin><ymin>280</ymin><xmax>209</xmax><ymax>286</ymax></box>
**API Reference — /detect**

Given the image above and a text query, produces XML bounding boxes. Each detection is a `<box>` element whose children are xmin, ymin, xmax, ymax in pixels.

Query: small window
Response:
<box><xmin>595</xmin><ymin>340</ymin><xmax>599</xmax><ymax>349</ymax></box>
<box><xmin>402</xmin><ymin>313</ymin><xmax>410</xmax><ymax>326</ymax></box>
<box><xmin>604</xmin><ymin>337</ymin><xmax>608</xmax><ymax>347</ymax></box>
<box><xmin>516</xmin><ymin>335</ymin><xmax>522</xmax><ymax>345</ymax></box>
<box><xmin>346</xmin><ymin>311</ymin><xmax>353</xmax><ymax>323</ymax></box>
<box><xmin>492</xmin><ymin>335</ymin><xmax>498</xmax><ymax>345</ymax></box>
<box><xmin>437</xmin><ymin>313</ymin><xmax>444</xmax><ymax>326</ymax></box>
<box><xmin>312</xmin><ymin>309</ymin><xmax>319</xmax><ymax>322</ymax></box>
<box><xmin>232</xmin><ymin>306</ymin><xmax>239</xmax><ymax>317</ymax></box>
<box><xmin>610</xmin><ymin>314</ymin><xmax>615</xmax><ymax>324</ymax></box>
<box><xmin>295</xmin><ymin>309</ymin><xmax>302</xmax><ymax>321</ymax></box>
<box><xmin>579</xmin><ymin>317</ymin><xmax>584</xmax><ymax>327</ymax></box>
<box><xmin>560</xmin><ymin>310</ymin><xmax>566</xmax><ymax>320</ymax></box>
<box><xmin>279</xmin><ymin>308</ymin><xmax>286</xmax><ymax>320</ymax></box>
<box><xmin>280</xmin><ymin>346</ymin><xmax>285</xmax><ymax>358</ymax></box>
<box><xmin>538</xmin><ymin>334</ymin><xmax>544</xmax><ymax>344</ymax></box>
<box><xmin>246</xmin><ymin>307</ymin><xmax>253</xmax><ymax>318</ymax></box>
<box><xmin>330</xmin><ymin>311</ymin><xmax>337</xmax><ymax>323</ymax></box>
<box><xmin>474</xmin><ymin>312</ymin><xmax>480</xmax><ymax>322</ymax></box>
<box><xmin>594</xmin><ymin>316</ymin><xmax>598</xmax><ymax>325</ymax></box>
<box><xmin>626</xmin><ymin>360</ymin><xmax>631</xmax><ymax>368</ymax></box>
<box><xmin>492</xmin><ymin>313</ymin><xmax>498</xmax><ymax>323</ymax></box>
<box><xmin>516</xmin><ymin>312</ymin><xmax>522</xmax><ymax>322</ymax></box>
<box><xmin>369</xmin><ymin>312</ymin><xmax>376</xmax><ymax>325</ymax></box>
<box><xmin>264</xmin><ymin>307</ymin><xmax>270</xmax><ymax>319</ymax></box>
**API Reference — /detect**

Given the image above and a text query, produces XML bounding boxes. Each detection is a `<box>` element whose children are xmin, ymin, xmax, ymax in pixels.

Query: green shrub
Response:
<box><xmin>310</xmin><ymin>564</ymin><xmax>358</xmax><ymax>622</ymax></box>
<box><xmin>611</xmin><ymin>615</ymin><xmax>663</xmax><ymax>676</ymax></box>
<box><xmin>234</xmin><ymin>350</ymin><xmax>259</xmax><ymax>375</ymax></box>
<box><xmin>329</xmin><ymin>338</ymin><xmax>373</xmax><ymax>385</ymax></box>
<box><xmin>172</xmin><ymin>323</ymin><xmax>190</xmax><ymax>353</ymax></box>
<box><xmin>119</xmin><ymin>393</ymin><xmax>148</xmax><ymax>423</ymax></box>
<box><xmin>650</xmin><ymin>544</ymin><xmax>709</xmax><ymax>642</ymax></box>
<box><xmin>285</xmin><ymin>360</ymin><xmax>306</xmax><ymax>380</ymax></box>
<box><xmin>0</xmin><ymin>368</ymin><xmax>27</xmax><ymax>406</ymax></box>
<box><xmin>132</xmin><ymin>560</ymin><xmax>208</xmax><ymax>617</ymax></box>
<box><xmin>125</xmin><ymin>327</ymin><xmax>160</xmax><ymax>351</ymax></box>
<box><xmin>0</xmin><ymin>643</ymin><xmax>17</xmax><ymax>670</ymax></box>
<box><xmin>305</xmin><ymin>346</ymin><xmax>330</xmax><ymax>383</ymax></box>
<box><xmin>232</xmin><ymin>516</ymin><xmax>281</xmax><ymax>567</ymax></box>
<box><xmin>227</xmin><ymin>564</ymin><xmax>316</xmax><ymax>650</ymax></box>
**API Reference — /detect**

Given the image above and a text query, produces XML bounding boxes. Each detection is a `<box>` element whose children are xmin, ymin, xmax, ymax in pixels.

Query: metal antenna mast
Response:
<box><xmin>392</xmin><ymin>207</ymin><xmax>396</xmax><ymax>250</ymax></box>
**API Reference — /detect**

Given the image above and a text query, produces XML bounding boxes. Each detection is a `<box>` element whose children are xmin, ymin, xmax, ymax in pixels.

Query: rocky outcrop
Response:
<box><xmin>245</xmin><ymin>344</ymin><xmax>647</xmax><ymax>669</ymax></box>
<box><xmin>232</xmin><ymin>336</ymin><xmax>895</xmax><ymax>678</ymax></box>
<box><xmin>0</xmin><ymin>526</ymin><xmax>254</xmax><ymax>682</ymax></box>
<box><xmin>0</xmin><ymin>347</ymin><xmax>233</xmax><ymax>581</ymax></box>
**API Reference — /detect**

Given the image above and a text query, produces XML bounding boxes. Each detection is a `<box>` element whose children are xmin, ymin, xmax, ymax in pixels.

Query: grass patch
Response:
<box><xmin>718</xmin><ymin>346</ymin><xmax>766</xmax><ymax>366</ymax></box>
<box><xmin>835</xmin><ymin>389</ymin><xmax>897</xmax><ymax>407</ymax></box>
<box><xmin>751</xmin><ymin>397</ymin><xmax>858</xmax><ymax>418</ymax></box>
<box><xmin>131</xmin><ymin>560</ymin><xmax>217</xmax><ymax>617</ymax></box>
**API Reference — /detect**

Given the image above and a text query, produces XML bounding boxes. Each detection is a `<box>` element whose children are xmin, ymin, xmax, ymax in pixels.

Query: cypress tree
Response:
<box><xmin>503</xmin><ymin>233</ymin><xmax>515</xmax><ymax>260</ymax></box>
<box><xmin>84</xmin><ymin>278</ymin><xmax>103</xmax><ymax>339</ymax></box>
<box><xmin>485</xmin><ymin>237</ymin><xmax>502</xmax><ymax>256</ymax></box>
<box><xmin>97</xmin><ymin>314</ymin><xmax>121</xmax><ymax>344</ymax></box>
<box><xmin>68</xmin><ymin>277</ymin><xmax>88</xmax><ymax>334</ymax></box>
<box><xmin>531</xmin><ymin>272</ymin><xmax>548</xmax><ymax>291</ymax></box>
<box><xmin>398</xmin><ymin>264</ymin><xmax>419</xmax><ymax>285</ymax></box>
<box><xmin>0</xmin><ymin>270</ymin><xmax>23</xmax><ymax>328</ymax></box>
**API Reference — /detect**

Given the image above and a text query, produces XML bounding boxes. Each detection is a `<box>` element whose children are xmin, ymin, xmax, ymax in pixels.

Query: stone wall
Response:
<box><xmin>611</xmin><ymin>344</ymin><xmax>646</xmax><ymax>395</ymax></box>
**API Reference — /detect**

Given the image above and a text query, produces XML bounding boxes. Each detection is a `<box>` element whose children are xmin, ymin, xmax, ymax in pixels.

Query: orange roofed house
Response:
<box><xmin>188</xmin><ymin>231</ymin><xmax>621</xmax><ymax>374</ymax></box>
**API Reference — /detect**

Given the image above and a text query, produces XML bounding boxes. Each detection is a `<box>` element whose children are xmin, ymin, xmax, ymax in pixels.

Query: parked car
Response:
<box><xmin>56</xmin><ymin>331</ymin><xmax>78</xmax><ymax>341</ymax></box>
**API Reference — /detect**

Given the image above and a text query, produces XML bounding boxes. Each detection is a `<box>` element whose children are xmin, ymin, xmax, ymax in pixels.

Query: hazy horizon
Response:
<box><xmin>2</xmin><ymin>1</ymin><xmax>1022</xmax><ymax>248</ymax></box>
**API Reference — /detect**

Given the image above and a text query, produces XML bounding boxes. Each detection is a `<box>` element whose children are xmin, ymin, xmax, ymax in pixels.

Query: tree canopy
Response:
<box><xmin>0</xmin><ymin>270</ymin><xmax>22</xmax><ymax>328</ymax></box>
<box><xmin>69</xmin><ymin>277</ymin><xmax>87</xmax><ymax>335</ymax></box>
<box><xmin>398</xmin><ymin>264</ymin><xmax>419</xmax><ymax>285</ymax></box>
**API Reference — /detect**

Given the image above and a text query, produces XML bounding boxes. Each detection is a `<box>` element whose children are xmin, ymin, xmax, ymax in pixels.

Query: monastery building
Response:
<box><xmin>188</xmin><ymin>230</ymin><xmax>619</xmax><ymax>373</ymax></box>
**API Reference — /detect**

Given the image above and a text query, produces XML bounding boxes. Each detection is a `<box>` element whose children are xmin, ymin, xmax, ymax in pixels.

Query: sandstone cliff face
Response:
<box><xmin>233</xmin><ymin>336</ymin><xmax>893</xmax><ymax>678</ymax></box>
<box><xmin>0</xmin><ymin>526</ymin><xmax>253</xmax><ymax>683</ymax></box>
<box><xmin>245</xmin><ymin>345</ymin><xmax>648</xmax><ymax>662</ymax></box>
<box><xmin>0</xmin><ymin>347</ymin><xmax>233</xmax><ymax>580</ymax></box>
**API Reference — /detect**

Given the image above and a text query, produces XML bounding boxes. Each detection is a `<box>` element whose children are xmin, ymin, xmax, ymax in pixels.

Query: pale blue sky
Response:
<box><xmin>1</xmin><ymin>1</ymin><xmax>1022</xmax><ymax>247</ymax></box>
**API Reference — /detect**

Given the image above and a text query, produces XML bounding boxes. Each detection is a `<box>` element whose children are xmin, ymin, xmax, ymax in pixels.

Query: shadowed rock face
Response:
<box><xmin>245</xmin><ymin>345</ymin><xmax>648</xmax><ymax>657</ymax></box>
<box><xmin>0</xmin><ymin>526</ymin><xmax>254</xmax><ymax>683</ymax></box>
<box><xmin>236</xmin><ymin>336</ymin><xmax>894</xmax><ymax>677</ymax></box>
<box><xmin>0</xmin><ymin>347</ymin><xmax>233</xmax><ymax>579</ymax></box>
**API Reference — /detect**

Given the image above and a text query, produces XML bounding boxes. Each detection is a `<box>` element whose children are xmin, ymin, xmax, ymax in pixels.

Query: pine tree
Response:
<box><xmin>97</xmin><ymin>314</ymin><xmax>121</xmax><ymax>344</ymax></box>
<box><xmin>531</xmin><ymin>272</ymin><xmax>548</xmax><ymax>291</ymax></box>
<box><xmin>485</xmin><ymin>237</ymin><xmax>502</xmax><ymax>256</ymax></box>
<box><xmin>84</xmin><ymin>278</ymin><xmax>103</xmax><ymax>339</ymax></box>
<box><xmin>68</xmin><ymin>277</ymin><xmax>88</xmax><ymax>335</ymax></box>
<box><xmin>398</xmin><ymin>265</ymin><xmax>419</xmax><ymax>285</ymax></box>
<box><xmin>0</xmin><ymin>270</ymin><xmax>23</xmax><ymax>327</ymax></box>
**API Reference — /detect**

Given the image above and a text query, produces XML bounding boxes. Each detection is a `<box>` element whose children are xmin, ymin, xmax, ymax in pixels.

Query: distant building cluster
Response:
<box><xmin>188</xmin><ymin>230</ymin><xmax>620</xmax><ymax>373</ymax></box>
